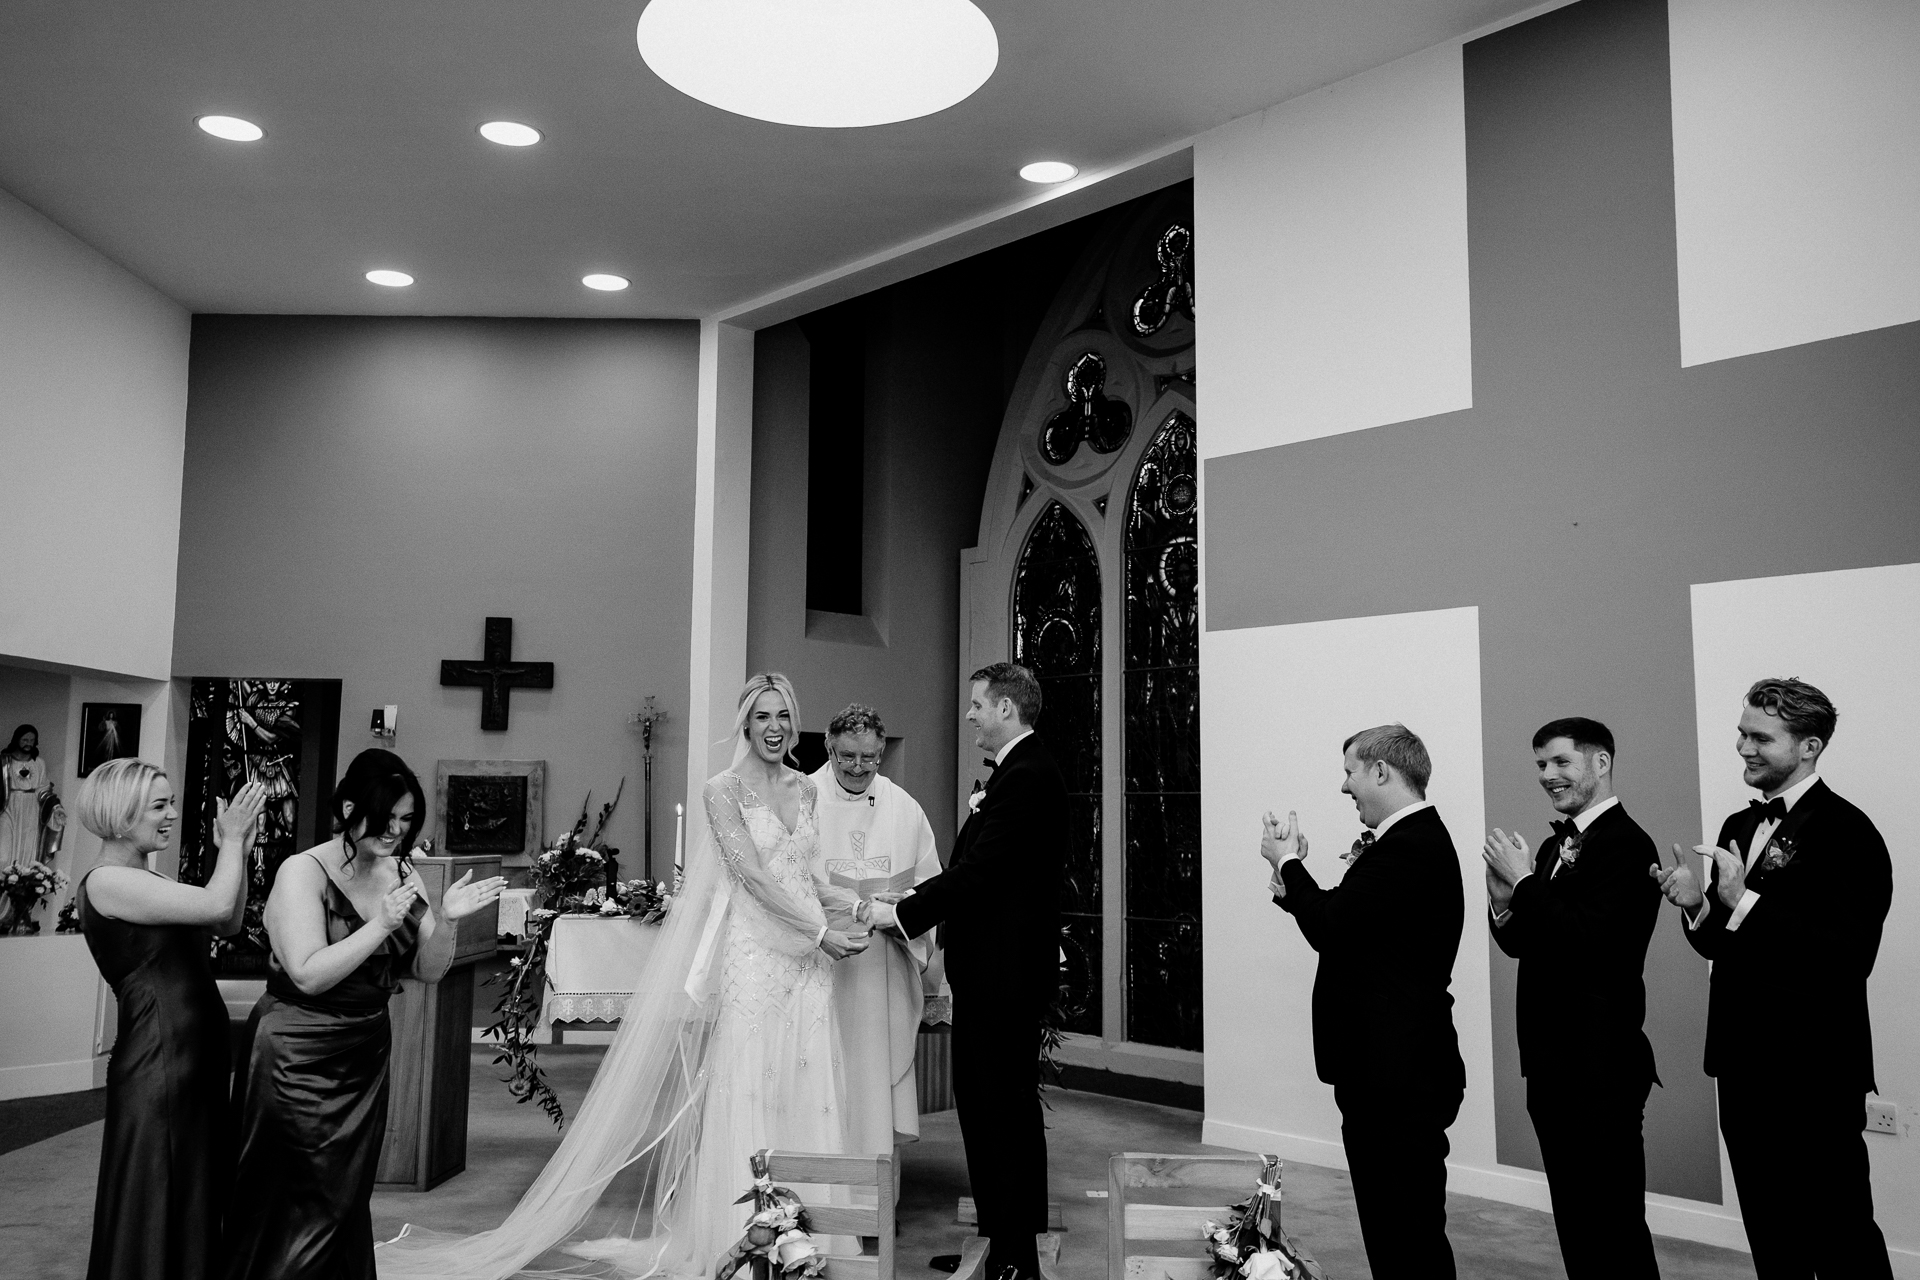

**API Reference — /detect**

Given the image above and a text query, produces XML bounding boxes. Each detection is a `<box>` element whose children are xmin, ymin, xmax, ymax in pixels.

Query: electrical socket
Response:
<box><xmin>1866</xmin><ymin>1099</ymin><xmax>1899</xmax><ymax>1135</ymax></box>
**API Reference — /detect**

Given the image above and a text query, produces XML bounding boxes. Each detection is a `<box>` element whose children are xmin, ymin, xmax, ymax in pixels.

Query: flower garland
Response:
<box><xmin>1202</xmin><ymin>1156</ymin><xmax>1317</xmax><ymax>1280</ymax></box>
<box><xmin>714</xmin><ymin>1150</ymin><xmax>827</xmax><ymax>1280</ymax></box>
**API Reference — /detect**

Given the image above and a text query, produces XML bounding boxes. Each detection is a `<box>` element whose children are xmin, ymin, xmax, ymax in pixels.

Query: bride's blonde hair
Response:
<box><xmin>728</xmin><ymin>672</ymin><xmax>802</xmax><ymax>765</ymax></box>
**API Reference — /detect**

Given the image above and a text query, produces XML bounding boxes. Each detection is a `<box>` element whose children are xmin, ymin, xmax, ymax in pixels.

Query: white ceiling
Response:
<box><xmin>0</xmin><ymin>0</ymin><xmax>1536</xmax><ymax>319</ymax></box>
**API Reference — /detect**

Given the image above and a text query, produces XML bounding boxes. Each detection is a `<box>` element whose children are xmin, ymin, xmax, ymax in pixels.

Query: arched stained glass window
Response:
<box><xmin>1011</xmin><ymin>501</ymin><xmax>1102</xmax><ymax>1035</ymax></box>
<box><xmin>1122</xmin><ymin>411</ymin><xmax>1201</xmax><ymax>1049</ymax></box>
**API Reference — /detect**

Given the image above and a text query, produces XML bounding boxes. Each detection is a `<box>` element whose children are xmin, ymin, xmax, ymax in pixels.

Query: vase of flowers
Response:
<box><xmin>3</xmin><ymin>862</ymin><xmax>70</xmax><ymax>935</ymax></box>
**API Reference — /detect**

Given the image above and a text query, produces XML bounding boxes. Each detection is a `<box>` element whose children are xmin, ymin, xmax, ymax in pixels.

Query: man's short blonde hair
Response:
<box><xmin>75</xmin><ymin>757</ymin><xmax>167</xmax><ymax>841</ymax></box>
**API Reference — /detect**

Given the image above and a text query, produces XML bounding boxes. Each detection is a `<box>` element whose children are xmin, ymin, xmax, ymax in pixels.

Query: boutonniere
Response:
<box><xmin>1760</xmin><ymin>835</ymin><xmax>1798</xmax><ymax>871</ymax></box>
<box><xmin>1556</xmin><ymin>833</ymin><xmax>1584</xmax><ymax>873</ymax></box>
<box><xmin>967</xmin><ymin>781</ymin><xmax>985</xmax><ymax>814</ymax></box>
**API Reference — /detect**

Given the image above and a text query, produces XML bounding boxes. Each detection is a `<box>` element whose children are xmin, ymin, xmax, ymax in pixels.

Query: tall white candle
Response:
<box><xmin>674</xmin><ymin>802</ymin><xmax>685</xmax><ymax>881</ymax></box>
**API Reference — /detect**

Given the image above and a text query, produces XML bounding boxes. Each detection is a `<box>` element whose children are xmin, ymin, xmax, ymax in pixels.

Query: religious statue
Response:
<box><xmin>1</xmin><ymin>724</ymin><xmax>53</xmax><ymax>868</ymax></box>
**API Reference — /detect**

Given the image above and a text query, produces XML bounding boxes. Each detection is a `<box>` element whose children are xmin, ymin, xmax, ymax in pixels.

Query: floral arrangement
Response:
<box><xmin>714</xmin><ymin>1149</ymin><xmax>826</xmax><ymax>1280</ymax></box>
<box><xmin>482</xmin><ymin>906</ymin><xmax>565</xmax><ymax>1127</ymax></box>
<box><xmin>1202</xmin><ymin>1156</ymin><xmax>1315</xmax><ymax>1280</ymax></box>
<box><xmin>531</xmin><ymin>780</ymin><xmax>626</xmax><ymax>911</ymax></box>
<box><xmin>3</xmin><ymin>862</ymin><xmax>70</xmax><ymax>934</ymax></box>
<box><xmin>572</xmin><ymin>876</ymin><xmax>674</xmax><ymax>921</ymax></box>
<box><xmin>55</xmin><ymin>900</ymin><xmax>81</xmax><ymax>934</ymax></box>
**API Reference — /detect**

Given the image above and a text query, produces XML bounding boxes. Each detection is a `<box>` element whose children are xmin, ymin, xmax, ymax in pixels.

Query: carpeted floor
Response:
<box><xmin>0</xmin><ymin>1046</ymin><xmax>1761</xmax><ymax>1278</ymax></box>
<box><xmin>0</xmin><ymin>1085</ymin><xmax>105</xmax><ymax>1156</ymax></box>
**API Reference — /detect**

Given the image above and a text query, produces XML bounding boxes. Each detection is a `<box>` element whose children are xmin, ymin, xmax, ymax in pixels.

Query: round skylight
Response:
<box><xmin>365</xmin><ymin>270</ymin><xmax>415</xmax><ymax>288</ymax></box>
<box><xmin>479</xmin><ymin>121</ymin><xmax>543</xmax><ymax>147</ymax></box>
<box><xmin>196</xmin><ymin>115</ymin><xmax>265</xmax><ymax>142</ymax></box>
<box><xmin>1019</xmin><ymin>160</ymin><xmax>1078</xmax><ymax>184</ymax></box>
<box><xmin>583</xmin><ymin>274</ymin><xmax>631</xmax><ymax>291</ymax></box>
<box><xmin>637</xmin><ymin>0</ymin><xmax>998</xmax><ymax>128</ymax></box>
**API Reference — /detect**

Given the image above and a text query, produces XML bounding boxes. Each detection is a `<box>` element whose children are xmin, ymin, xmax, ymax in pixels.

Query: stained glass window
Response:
<box><xmin>1122</xmin><ymin>411</ymin><xmax>1201</xmax><ymax>1050</ymax></box>
<box><xmin>1011</xmin><ymin>501</ymin><xmax>1102</xmax><ymax>1035</ymax></box>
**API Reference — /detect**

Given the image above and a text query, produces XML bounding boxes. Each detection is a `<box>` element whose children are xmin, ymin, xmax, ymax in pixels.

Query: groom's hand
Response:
<box><xmin>865</xmin><ymin>900</ymin><xmax>900</xmax><ymax>932</ymax></box>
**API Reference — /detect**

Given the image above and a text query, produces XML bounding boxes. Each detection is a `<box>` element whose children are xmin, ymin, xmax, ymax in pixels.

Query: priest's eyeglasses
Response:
<box><xmin>832</xmin><ymin>751</ymin><xmax>884</xmax><ymax>767</ymax></box>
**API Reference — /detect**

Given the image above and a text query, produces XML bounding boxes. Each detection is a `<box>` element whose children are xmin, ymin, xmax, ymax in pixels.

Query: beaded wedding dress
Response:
<box><xmin>378</xmin><ymin>768</ymin><xmax>846</xmax><ymax>1279</ymax></box>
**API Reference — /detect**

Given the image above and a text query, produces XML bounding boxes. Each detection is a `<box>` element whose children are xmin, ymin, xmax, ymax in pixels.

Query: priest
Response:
<box><xmin>809</xmin><ymin>703</ymin><xmax>943</xmax><ymax>1155</ymax></box>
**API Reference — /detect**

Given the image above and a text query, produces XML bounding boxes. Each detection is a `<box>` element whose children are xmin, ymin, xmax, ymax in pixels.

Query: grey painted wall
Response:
<box><xmin>746</xmin><ymin>219</ymin><xmax>1110</xmax><ymax>854</ymax></box>
<box><xmin>1203</xmin><ymin>0</ymin><xmax>1920</xmax><ymax>1201</ymax></box>
<box><xmin>173</xmin><ymin>315</ymin><xmax>700</xmax><ymax>872</ymax></box>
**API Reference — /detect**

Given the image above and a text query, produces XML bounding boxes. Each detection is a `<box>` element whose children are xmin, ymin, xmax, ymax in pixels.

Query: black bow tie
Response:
<box><xmin>1749</xmin><ymin>796</ymin><xmax>1788</xmax><ymax>823</ymax></box>
<box><xmin>1550</xmin><ymin>819</ymin><xmax>1579</xmax><ymax>843</ymax></box>
<box><xmin>983</xmin><ymin>757</ymin><xmax>998</xmax><ymax>770</ymax></box>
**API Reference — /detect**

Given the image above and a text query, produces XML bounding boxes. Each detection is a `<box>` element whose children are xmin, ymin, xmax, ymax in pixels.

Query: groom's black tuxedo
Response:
<box><xmin>1491</xmin><ymin>802</ymin><xmax>1661</xmax><ymax>1279</ymax></box>
<box><xmin>896</xmin><ymin>732</ymin><xmax>1065</xmax><ymax>1274</ymax></box>
<box><xmin>1685</xmin><ymin>779</ymin><xmax>1894</xmax><ymax>1277</ymax></box>
<box><xmin>1276</xmin><ymin>804</ymin><xmax>1464</xmax><ymax>1280</ymax></box>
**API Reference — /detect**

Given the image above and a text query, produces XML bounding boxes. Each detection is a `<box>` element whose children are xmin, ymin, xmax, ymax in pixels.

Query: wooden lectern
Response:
<box><xmin>376</xmin><ymin>853</ymin><xmax>500</xmax><ymax>1191</ymax></box>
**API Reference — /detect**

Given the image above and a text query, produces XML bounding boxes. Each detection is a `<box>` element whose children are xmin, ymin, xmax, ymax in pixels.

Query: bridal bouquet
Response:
<box><xmin>1201</xmin><ymin>1156</ymin><xmax>1316</xmax><ymax>1280</ymax></box>
<box><xmin>715</xmin><ymin>1149</ymin><xmax>827</xmax><ymax>1280</ymax></box>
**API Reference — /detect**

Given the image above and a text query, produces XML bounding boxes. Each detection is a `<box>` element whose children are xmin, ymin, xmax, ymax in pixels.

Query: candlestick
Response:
<box><xmin>674</xmin><ymin>802</ymin><xmax>685</xmax><ymax>882</ymax></box>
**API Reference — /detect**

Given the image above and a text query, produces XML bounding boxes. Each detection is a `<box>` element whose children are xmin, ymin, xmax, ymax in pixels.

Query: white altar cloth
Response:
<box><xmin>540</xmin><ymin>914</ymin><xmax>663</xmax><ymax>1029</ymax></box>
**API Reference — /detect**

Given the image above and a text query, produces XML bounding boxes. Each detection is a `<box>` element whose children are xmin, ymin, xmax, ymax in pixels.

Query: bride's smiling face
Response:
<box><xmin>745</xmin><ymin>690</ymin><xmax>793</xmax><ymax>765</ymax></box>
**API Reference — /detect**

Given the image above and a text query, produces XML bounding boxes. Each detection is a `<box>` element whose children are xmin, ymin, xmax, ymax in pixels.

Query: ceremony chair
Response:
<box><xmin>766</xmin><ymin>1150</ymin><xmax>896</xmax><ymax>1280</ymax></box>
<box><xmin>1106</xmin><ymin>1153</ymin><xmax>1326</xmax><ymax>1280</ymax></box>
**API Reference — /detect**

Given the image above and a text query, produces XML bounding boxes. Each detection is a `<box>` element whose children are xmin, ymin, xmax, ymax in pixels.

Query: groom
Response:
<box><xmin>869</xmin><ymin>662</ymin><xmax>1065</xmax><ymax>1280</ymax></box>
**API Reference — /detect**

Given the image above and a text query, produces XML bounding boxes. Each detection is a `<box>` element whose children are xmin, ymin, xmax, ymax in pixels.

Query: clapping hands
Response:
<box><xmin>440</xmin><ymin>869</ymin><xmax>508</xmax><ymax>921</ymax></box>
<box><xmin>1481</xmin><ymin>829</ymin><xmax>1531</xmax><ymax>915</ymax></box>
<box><xmin>1260</xmin><ymin>811</ymin><xmax>1305</xmax><ymax>896</ymax></box>
<box><xmin>1649</xmin><ymin>841</ymin><xmax>1745</xmax><ymax>912</ymax></box>
<box><xmin>214</xmin><ymin>782</ymin><xmax>268</xmax><ymax>852</ymax></box>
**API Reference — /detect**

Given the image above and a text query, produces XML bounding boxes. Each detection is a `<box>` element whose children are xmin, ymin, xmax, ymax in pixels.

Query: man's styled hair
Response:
<box><xmin>75</xmin><ymin>757</ymin><xmax>166</xmax><ymax>841</ymax></box>
<box><xmin>827</xmin><ymin>703</ymin><xmax>886</xmax><ymax>741</ymax></box>
<box><xmin>1343</xmin><ymin>723</ymin><xmax>1432</xmax><ymax>795</ymax></box>
<box><xmin>970</xmin><ymin>662</ymin><xmax>1043</xmax><ymax>727</ymax></box>
<box><xmin>1745</xmin><ymin>677</ymin><xmax>1838</xmax><ymax>744</ymax></box>
<box><xmin>1531</xmin><ymin>716</ymin><xmax>1615</xmax><ymax>758</ymax></box>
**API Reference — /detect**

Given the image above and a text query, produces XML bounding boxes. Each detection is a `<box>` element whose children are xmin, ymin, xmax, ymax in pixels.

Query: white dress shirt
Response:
<box><xmin>994</xmin><ymin>728</ymin><xmax>1035</xmax><ymax>766</ymax></box>
<box><xmin>1490</xmin><ymin>794</ymin><xmax>1618</xmax><ymax>927</ymax></box>
<box><xmin>1688</xmin><ymin>771</ymin><xmax>1820</xmax><ymax>933</ymax></box>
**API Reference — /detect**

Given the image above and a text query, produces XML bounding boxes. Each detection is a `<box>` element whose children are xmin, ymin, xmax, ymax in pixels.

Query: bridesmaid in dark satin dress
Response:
<box><xmin>74</xmin><ymin>760</ymin><xmax>265</xmax><ymax>1280</ymax></box>
<box><xmin>222</xmin><ymin>749</ymin><xmax>503</xmax><ymax>1280</ymax></box>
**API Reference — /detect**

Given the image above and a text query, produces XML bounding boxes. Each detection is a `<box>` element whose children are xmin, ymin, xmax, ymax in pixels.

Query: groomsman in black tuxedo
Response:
<box><xmin>1483</xmin><ymin>718</ymin><xmax>1660</xmax><ymax>1279</ymax></box>
<box><xmin>1261</xmin><ymin>724</ymin><xmax>1465</xmax><ymax>1280</ymax></box>
<box><xmin>1652</xmin><ymin>678</ymin><xmax>1893</xmax><ymax>1278</ymax></box>
<box><xmin>870</xmin><ymin>663</ymin><xmax>1065</xmax><ymax>1280</ymax></box>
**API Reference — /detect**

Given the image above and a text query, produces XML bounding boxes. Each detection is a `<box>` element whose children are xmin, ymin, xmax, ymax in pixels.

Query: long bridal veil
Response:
<box><xmin>377</xmin><ymin>817</ymin><xmax>738</xmax><ymax>1280</ymax></box>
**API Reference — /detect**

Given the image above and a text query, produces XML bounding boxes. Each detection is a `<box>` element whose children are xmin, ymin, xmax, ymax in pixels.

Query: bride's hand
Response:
<box><xmin>820</xmin><ymin>929</ymin><xmax>870</xmax><ymax>961</ymax></box>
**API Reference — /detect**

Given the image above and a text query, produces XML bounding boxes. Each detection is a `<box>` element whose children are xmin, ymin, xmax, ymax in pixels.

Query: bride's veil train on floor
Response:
<box><xmin>377</xmin><ymin>820</ymin><xmax>735</xmax><ymax>1280</ymax></box>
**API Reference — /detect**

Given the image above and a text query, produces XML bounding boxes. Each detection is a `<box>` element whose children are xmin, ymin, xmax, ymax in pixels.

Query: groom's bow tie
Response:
<box><xmin>1550</xmin><ymin>818</ymin><xmax>1579</xmax><ymax>844</ymax></box>
<box><xmin>1749</xmin><ymin>796</ymin><xmax>1788</xmax><ymax>823</ymax></box>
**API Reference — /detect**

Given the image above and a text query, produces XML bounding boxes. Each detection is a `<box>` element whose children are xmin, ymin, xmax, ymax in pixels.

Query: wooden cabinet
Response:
<box><xmin>376</xmin><ymin>853</ymin><xmax>499</xmax><ymax>1191</ymax></box>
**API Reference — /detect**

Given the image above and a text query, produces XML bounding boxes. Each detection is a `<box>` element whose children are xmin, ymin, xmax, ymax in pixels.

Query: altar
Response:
<box><xmin>0</xmin><ymin>935</ymin><xmax>115</xmax><ymax>1099</ymax></box>
<box><xmin>540</xmin><ymin>913</ymin><xmax>662</xmax><ymax>1037</ymax></box>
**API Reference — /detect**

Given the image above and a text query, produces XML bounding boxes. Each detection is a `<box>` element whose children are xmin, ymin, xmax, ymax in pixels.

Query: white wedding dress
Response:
<box><xmin>377</xmin><ymin>769</ymin><xmax>847</xmax><ymax>1279</ymax></box>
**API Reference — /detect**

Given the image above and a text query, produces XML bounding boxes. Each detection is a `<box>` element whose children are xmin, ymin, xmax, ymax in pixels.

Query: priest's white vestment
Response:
<box><xmin>808</xmin><ymin>767</ymin><xmax>942</xmax><ymax>1151</ymax></box>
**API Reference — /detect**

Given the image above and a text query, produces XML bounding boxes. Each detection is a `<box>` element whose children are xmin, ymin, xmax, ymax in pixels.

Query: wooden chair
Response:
<box><xmin>1107</xmin><ymin>1153</ymin><xmax>1326</xmax><ymax>1280</ymax></box>
<box><xmin>765</xmin><ymin>1151</ymin><xmax>896</xmax><ymax>1280</ymax></box>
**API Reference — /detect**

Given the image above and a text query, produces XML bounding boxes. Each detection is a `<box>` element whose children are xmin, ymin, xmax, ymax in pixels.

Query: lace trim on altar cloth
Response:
<box><xmin>542</xmin><ymin>993</ymin><xmax>632</xmax><ymax>1023</ymax></box>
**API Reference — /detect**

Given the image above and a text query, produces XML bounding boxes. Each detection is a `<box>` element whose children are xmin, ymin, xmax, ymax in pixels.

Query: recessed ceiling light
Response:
<box><xmin>637</xmin><ymin>0</ymin><xmax>998</xmax><ymax>129</ymax></box>
<box><xmin>365</xmin><ymin>270</ymin><xmax>415</xmax><ymax>288</ymax></box>
<box><xmin>479</xmin><ymin>121</ymin><xmax>542</xmax><ymax>147</ymax></box>
<box><xmin>196</xmin><ymin>115</ymin><xmax>265</xmax><ymax>142</ymax></box>
<box><xmin>582</xmin><ymin>274</ymin><xmax>631</xmax><ymax>292</ymax></box>
<box><xmin>1019</xmin><ymin>160</ymin><xmax>1078</xmax><ymax>184</ymax></box>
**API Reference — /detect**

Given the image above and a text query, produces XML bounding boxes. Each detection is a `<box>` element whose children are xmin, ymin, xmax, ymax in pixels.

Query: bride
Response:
<box><xmin>379</xmin><ymin>673</ymin><xmax>871</xmax><ymax>1279</ymax></box>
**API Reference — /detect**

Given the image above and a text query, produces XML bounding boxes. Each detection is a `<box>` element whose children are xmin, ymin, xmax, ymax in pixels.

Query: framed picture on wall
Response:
<box><xmin>435</xmin><ymin>759</ymin><xmax>545</xmax><ymax>865</ymax></box>
<box><xmin>78</xmin><ymin>703</ymin><xmax>142</xmax><ymax>777</ymax></box>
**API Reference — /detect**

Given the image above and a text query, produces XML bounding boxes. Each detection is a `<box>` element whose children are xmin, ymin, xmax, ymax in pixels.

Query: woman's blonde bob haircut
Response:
<box><xmin>75</xmin><ymin>757</ymin><xmax>168</xmax><ymax>841</ymax></box>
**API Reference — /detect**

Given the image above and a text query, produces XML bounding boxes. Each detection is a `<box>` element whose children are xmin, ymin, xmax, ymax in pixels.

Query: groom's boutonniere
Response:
<box><xmin>1761</xmin><ymin>835</ymin><xmax>1798</xmax><ymax>872</ymax></box>
<box><xmin>967</xmin><ymin>780</ymin><xmax>985</xmax><ymax>814</ymax></box>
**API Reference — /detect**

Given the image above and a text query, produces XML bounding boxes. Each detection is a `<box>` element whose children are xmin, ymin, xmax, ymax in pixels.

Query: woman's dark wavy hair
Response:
<box><xmin>330</xmin><ymin>748</ymin><xmax>426</xmax><ymax>874</ymax></box>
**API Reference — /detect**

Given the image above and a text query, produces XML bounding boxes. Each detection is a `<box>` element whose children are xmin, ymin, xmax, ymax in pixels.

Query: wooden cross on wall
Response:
<box><xmin>440</xmin><ymin>617</ymin><xmax>554</xmax><ymax>731</ymax></box>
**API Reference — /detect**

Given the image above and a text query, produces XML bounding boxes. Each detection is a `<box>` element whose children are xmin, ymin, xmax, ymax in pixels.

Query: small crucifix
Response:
<box><xmin>440</xmin><ymin>617</ymin><xmax>554</xmax><ymax>731</ymax></box>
